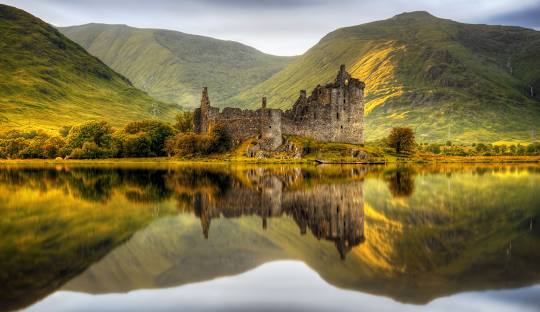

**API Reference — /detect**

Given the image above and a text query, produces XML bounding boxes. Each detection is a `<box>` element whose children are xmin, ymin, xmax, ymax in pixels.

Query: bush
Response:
<box><xmin>122</xmin><ymin>120</ymin><xmax>175</xmax><ymax>156</ymax></box>
<box><xmin>115</xmin><ymin>132</ymin><xmax>153</xmax><ymax>157</ymax></box>
<box><xmin>69</xmin><ymin>142</ymin><xmax>113</xmax><ymax>159</ymax></box>
<box><xmin>165</xmin><ymin>125</ymin><xmax>230</xmax><ymax>157</ymax></box>
<box><xmin>475</xmin><ymin>143</ymin><xmax>488</xmax><ymax>153</ymax></box>
<box><xmin>66</xmin><ymin>121</ymin><xmax>113</xmax><ymax>148</ymax></box>
<box><xmin>427</xmin><ymin>143</ymin><xmax>441</xmax><ymax>154</ymax></box>
<box><xmin>386</xmin><ymin>127</ymin><xmax>415</xmax><ymax>153</ymax></box>
<box><xmin>526</xmin><ymin>142</ymin><xmax>540</xmax><ymax>155</ymax></box>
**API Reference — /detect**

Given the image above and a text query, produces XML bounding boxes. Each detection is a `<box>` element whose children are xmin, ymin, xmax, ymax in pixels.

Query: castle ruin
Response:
<box><xmin>194</xmin><ymin>65</ymin><xmax>365</xmax><ymax>149</ymax></box>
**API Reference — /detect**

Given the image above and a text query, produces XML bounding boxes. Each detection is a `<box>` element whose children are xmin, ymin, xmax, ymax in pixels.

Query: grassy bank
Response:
<box><xmin>1</xmin><ymin>154</ymin><xmax>539</xmax><ymax>166</ymax></box>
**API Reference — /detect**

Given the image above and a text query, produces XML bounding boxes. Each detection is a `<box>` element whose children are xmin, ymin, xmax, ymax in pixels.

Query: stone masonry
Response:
<box><xmin>194</xmin><ymin>65</ymin><xmax>365</xmax><ymax>149</ymax></box>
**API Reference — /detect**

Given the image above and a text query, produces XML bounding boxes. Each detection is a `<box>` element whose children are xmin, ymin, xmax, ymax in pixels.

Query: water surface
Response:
<box><xmin>1</xmin><ymin>163</ymin><xmax>539</xmax><ymax>311</ymax></box>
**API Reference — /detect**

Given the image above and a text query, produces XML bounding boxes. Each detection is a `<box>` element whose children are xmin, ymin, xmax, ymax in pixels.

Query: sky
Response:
<box><xmin>2</xmin><ymin>0</ymin><xmax>540</xmax><ymax>56</ymax></box>
<box><xmin>25</xmin><ymin>261</ymin><xmax>540</xmax><ymax>312</ymax></box>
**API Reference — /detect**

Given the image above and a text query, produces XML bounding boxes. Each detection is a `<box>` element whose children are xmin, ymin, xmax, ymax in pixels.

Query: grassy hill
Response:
<box><xmin>229</xmin><ymin>12</ymin><xmax>540</xmax><ymax>143</ymax></box>
<box><xmin>59</xmin><ymin>24</ymin><xmax>293</xmax><ymax>109</ymax></box>
<box><xmin>0</xmin><ymin>4</ymin><xmax>178</xmax><ymax>133</ymax></box>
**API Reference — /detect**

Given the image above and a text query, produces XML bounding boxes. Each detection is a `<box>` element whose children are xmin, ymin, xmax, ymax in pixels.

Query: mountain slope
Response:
<box><xmin>59</xmin><ymin>24</ymin><xmax>293</xmax><ymax>109</ymax></box>
<box><xmin>0</xmin><ymin>5</ymin><xmax>178</xmax><ymax>132</ymax></box>
<box><xmin>230</xmin><ymin>12</ymin><xmax>540</xmax><ymax>143</ymax></box>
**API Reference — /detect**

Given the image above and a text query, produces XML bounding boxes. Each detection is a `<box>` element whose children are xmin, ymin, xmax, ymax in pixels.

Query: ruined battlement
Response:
<box><xmin>194</xmin><ymin>65</ymin><xmax>365</xmax><ymax>150</ymax></box>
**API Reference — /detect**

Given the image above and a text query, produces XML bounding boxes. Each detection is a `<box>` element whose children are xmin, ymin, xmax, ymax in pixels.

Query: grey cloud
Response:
<box><xmin>196</xmin><ymin>0</ymin><xmax>331</xmax><ymax>8</ymax></box>
<box><xmin>2</xmin><ymin>0</ymin><xmax>540</xmax><ymax>56</ymax></box>
<box><xmin>486</xmin><ymin>5</ymin><xmax>540</xmax><ymax>29</ymax></box>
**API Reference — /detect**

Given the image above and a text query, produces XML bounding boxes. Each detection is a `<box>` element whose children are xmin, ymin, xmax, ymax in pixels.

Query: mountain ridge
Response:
<box><xmin>0</xmin><ymin>4</ymin><xmax>178</xmax><ymax>132</ymax></box>
<box><xmin>228</xmin><ymin>11</ymin><xmax>540</xmax><ymax>143</ymax></box>
<box><xmin>59</xmin><ymin>23</ymin><xmax>294</xmax><ymax>108</ymax></box>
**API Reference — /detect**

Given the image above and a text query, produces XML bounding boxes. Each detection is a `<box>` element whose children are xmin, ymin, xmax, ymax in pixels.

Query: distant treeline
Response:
<box><xmin>0</xmin><ymin>112</ymin><xmax>229</xmax><ymax>159</ymax></box>
<box><xmin>419</xmin><ymin>141</ymin><xmax>540</xmax><ymax>156</ymax></box>
<box><xmin>384</xmin><ymin>127</ymin><xmax>540</xmax><ymax>156</ymax></box>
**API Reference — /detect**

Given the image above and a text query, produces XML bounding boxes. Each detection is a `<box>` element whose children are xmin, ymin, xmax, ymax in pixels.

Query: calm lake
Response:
<box><xmin>1</xmin><ymin>163</ymin><xmax>539</xmax><ymax>312</ymax></box>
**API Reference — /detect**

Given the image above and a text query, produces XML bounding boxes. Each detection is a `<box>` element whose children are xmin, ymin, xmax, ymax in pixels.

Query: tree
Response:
<box><xmin>64</xmin><ymin>121</ymin><xmax>115</xmax><ymax>158</ymax></box>
<box><xmin>427</xmin><ymin>143</ymin><xmax>441</xmax><ymax>154</ymax></box>
<box><xmin>165</xmin><ymin>124</ymin><xmax>231</xmax><ymax>157</ymax></box>
<box><xmin>475</xmin><ymin>143</ymin><xmax>488</xmax><ymax>153</ymax></box>
<box><xmin>174</xmin><ymin>112</ymin><xmax>194</xmax><ymax>133</ymax></box>
<box><xmin>386</xmin><ymin>127</ymin><xmax>415</xmax><ymax>153</ymax></box>
<box><xmin>123</xmin><ymin>120</ymin><xmax>175</xmax><ymax>156</ymax></box>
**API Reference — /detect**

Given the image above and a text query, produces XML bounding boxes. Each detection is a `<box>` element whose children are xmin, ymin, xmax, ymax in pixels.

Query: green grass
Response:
<box><xmin>59</xmin><ymin>23</ymin><xmax>294</xmax><ymax>109</ymax></box>
<box><xmin>0</xmin><ymin>4</ymin><xmax>179</xmax><ymax>133</ymax></box>
<box><xmin>228</xmin><ymin>11</ymin><xmax>540</xmax><ymax>144</ymax></box>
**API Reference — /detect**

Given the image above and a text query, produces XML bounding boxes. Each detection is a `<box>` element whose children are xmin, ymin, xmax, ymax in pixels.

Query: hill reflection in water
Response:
<box><xmin>0</xmin><ymin>164</ymin><xmax>539</xmax><ymax>311</ymax></box>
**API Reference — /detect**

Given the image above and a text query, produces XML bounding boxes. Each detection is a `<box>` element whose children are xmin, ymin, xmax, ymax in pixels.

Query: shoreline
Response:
<box><xmin>0</xmin><ymin>155</ymin><xmax>539</xmax><ymax>166</ymax></box>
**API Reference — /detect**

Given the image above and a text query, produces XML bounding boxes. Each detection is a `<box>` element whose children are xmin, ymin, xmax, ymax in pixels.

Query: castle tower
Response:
<box><xmin>335</xmin><ymin>64</ymin><xmax>351</xmax><ymax>87</ymax></box>
<box><xmin>201</xmin><ymin>86</ymin><xmax>210</xmax><ymax>109</ymax></box>
<box><xmin>194</xmin><ymin>87</ymin><xmax>213</xmax><ymax>133</ymax></box>
<box><xmin>259</xmin><ymin>100</ymin><xmax>283</xmax><ymax>150</ymax></box>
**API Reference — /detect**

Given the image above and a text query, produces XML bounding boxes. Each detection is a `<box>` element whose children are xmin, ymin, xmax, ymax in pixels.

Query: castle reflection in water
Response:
<box><xmin>0</xmin><ymin>165</ymin><xmax>376</xmax><ymax>258</ymax></box>
<box><xmin>192</xmin><ymin>168</ymin><xmax>366</xmax><ymax>258</ymax></box>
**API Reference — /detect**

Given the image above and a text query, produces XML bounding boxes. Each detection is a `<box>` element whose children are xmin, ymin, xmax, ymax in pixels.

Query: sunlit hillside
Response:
<box><xmin>229</xmin><ymin>12</ymin><xmax>540</xmax><ymax>143</ymax></box>
<box><xmin>0</xmin><ymin>5</ymin><xmax>179</xmax><ymax>133</ymax></box>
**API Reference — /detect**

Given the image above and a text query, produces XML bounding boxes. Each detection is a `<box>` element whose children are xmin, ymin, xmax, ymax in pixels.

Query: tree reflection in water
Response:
<box><xmin>1</xmin><ymin>164</ymin><xmax>540</xmax><ymax>311</ymax></box>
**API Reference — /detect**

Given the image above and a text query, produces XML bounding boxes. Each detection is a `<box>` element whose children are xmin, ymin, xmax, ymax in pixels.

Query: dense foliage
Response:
<box><xmin>418</xmin><ymin>141</ymin><xmax>540</xmax><ymax>156</ymax></box>
<box><xmin>0</xmin><ymin>113</ymin><xmax>237</xmax><ymax>159</ymax></box>
<box><xmin>165</xmin><ymin>125</ymin><xmax>231</xmax><ymax>157</ymax></box>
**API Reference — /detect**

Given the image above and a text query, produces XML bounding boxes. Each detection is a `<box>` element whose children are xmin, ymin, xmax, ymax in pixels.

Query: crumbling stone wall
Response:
<box><xmin>282</xmin><ymin>65</ymin><xmax>365</xmax><ymax>144</ymax></box>
<box><xmin>193</xmin><ymin>65</ymin><xmax>365</xmax><ymax>150</ymax></box>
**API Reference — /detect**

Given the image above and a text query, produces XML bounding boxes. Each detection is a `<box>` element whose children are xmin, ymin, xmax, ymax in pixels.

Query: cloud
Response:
<box><xmin>486</xmin><ymin>5</ymin><xmax>540</xmax><ymax>29</ymax></box>
<box><xmin>2</xmin><ymin>0</ymin><xmax>540</xmax><ymax>55</ymax></box>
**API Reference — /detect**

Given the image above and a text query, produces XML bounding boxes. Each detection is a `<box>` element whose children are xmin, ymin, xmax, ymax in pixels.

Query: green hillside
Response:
<box><xmin>230</xmin><ymin>12</ymin><xmax>540</xmax><ymax>143</ymax></box>
<box><xmin>0</xmin><ymin>4</ymin><xmax>178</xmax><ymax>133</ymax></box>
<box><xmin>59</xmin><ymin>24</ymin><xmax>293</xmax><ymax>109</ymax></box>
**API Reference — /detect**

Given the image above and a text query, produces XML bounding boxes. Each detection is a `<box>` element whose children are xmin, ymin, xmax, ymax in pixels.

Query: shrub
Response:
<box><xmin>386</xmin><ymin>127</ymin><xmax>415</xmax><ymax>153</ymax></box>
<box><xmin>207</xmin><ymin>125</ymin><xmax>231</xmax><ymax>153</ymax></box>
<box><xmin>475</xmin><ymin>143</ymin><xmax>488</xmax><ymax>153</ymax></box>
<box><xmin>427</xmin><ymin>143</ymin><xmax>441</xmax><ymax>154</ymax></box>
<box><xmin>66</xmin><ymin>121</ymin><xmax>113</xmax><ymax>148</ymax></box>
<box><xmin>43</xmin><ymin>136</ymin><xmax>66</xmax><ymax>158</ymax></box>
<box><xmin>65</xmin><ymin>121</ymin><xmax>115</xmax><ymax>157</ymax></box>
<box><xmin>69</xmin><ymin>142</ymin><xmax>113</xmax><ymax>159</ymax></box>
<box><xmin>123</xmin><ymin>120</ymin><xmax>175</xmax><ymax>156</ymax></box>
<box><xmin>165</xmin><ymin>125</ymin><xmax>230</xmax><ymax>157</ymax></box>
<box><xmin>526</xmin><ymin>142</ymin><xmax>540</xmax><ymax>155</ymax></box>
<box><xmin>117</xmin><ymin>132</ymin><xmax>153</xmax><ymax>157</ymax></box>
<box><xmin>3</xmin><ymin>138</ymin><xmax>29</xmax><ymax>158</ymax></box>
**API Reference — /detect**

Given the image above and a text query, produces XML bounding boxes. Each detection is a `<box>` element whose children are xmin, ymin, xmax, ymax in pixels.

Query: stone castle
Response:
<box><xmin>194</xmin><ymin>65</ymin><xmax>365</xmax><ymax>149</ymax></box>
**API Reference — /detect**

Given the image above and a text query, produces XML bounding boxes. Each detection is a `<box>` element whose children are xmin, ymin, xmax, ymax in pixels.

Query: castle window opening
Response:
<box><xmin>336</xmin><ymin>112</ymin><xmax>340</xmax><ymax>120</ymax></box>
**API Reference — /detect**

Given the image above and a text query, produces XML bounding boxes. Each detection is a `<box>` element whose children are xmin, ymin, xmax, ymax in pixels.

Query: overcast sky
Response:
<box><xmin>2</xmin><ymin>0</ymin><xmax>540</xmax><ymax>55</ymax></box>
